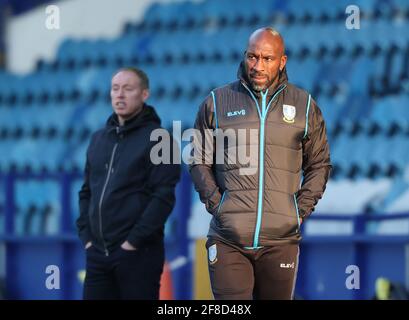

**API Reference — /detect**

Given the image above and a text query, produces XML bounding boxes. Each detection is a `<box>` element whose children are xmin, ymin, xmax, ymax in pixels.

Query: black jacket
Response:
<box><xmin>76</xmin><ymin>105</ymin><xmax>181</xmax><ymax>255</ymax></box>
<box><xmin>189</xmin><ymin>63</ymin><xmax>331</xmax><ymax>248</ymax></box>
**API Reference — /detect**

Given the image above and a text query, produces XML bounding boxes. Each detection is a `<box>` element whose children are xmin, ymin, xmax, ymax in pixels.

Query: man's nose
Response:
<box><xmin>253</xmin><ymin>58</ymin><xmax>265</xmax><ymax>72</ymax></box>
<box><xmin>117</xmin><ymin>88</ymin><xmax>125</xmax><ymax>97</ymax></box>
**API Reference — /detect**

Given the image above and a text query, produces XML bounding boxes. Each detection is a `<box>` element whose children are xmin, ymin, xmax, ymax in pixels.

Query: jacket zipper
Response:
<box><xmin>98</xmin><ymin>141</ymin><xmax>119</xmax><ymax>256</ymax></box>
<box><xmin>255</xmin><ymin>91</ymin><xmax>268</xmax><ymax>248</ymax></box>
<box><xmin>242</xmin><ymin>82</ymin><xmax>286</xmax><ymax>249</ymax></box>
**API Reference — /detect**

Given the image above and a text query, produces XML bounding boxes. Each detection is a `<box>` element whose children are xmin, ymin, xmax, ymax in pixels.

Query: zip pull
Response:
<box><xmin>116</xmin><ymin>126</ymin><xmax>120</xmax><ymax>134</ymax></box>
<box><xmin>261</xmin><ymin>90</ymin><xmax>268</xmax><ymax>116</ymax></box>
<box><xmin>105</xmin><ymin>249</ymin><xmax>109</xmax><ymax>257</ymax></box>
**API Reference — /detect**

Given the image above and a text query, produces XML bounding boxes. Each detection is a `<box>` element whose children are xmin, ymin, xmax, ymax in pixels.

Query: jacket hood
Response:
<box><xmin>106</xmin><ymin>104</ymin><xmax>161</xmax><ymax>133</ymax></box>
<box><xmin>237</xmin><ymin>60</ymin><xmax>288</xmax><ymax>96</ymax></box>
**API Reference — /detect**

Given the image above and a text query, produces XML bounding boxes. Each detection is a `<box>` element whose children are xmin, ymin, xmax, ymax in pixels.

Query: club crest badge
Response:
<box><xmin>208</xmin><ymin>244</ymin><xmax>217</xmax><ymax>264</ymax></box>
<box><xmin>283</xmin><ymin>104</ymin><xmax>296</xmax><ymax>124</ymax></box>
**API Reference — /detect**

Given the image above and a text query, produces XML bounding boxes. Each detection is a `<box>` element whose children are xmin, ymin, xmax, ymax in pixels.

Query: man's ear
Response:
<box><xmin>279</xmin><ymin>55</ymin><xmax>287</xmax><ymax>71</ymax></box>
<box><xmin>142</xmin><ymin>89</ymin><xmax>150</xmax><ymax>102</ymax></box>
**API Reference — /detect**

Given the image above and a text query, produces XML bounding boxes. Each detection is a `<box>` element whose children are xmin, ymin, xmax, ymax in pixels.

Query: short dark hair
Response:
<box><xmin>113</xmin><ymin>67</ymin><xmax>149</xmax><ymax>90</ymax></box>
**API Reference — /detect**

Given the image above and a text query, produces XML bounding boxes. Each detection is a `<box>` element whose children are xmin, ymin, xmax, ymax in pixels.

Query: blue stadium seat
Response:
<box><xmin>76</xmin><ymin>66</ymin><xmax>113</xmax><ymax>99</ymax></box>
<box><xmin>0</xmin><ymin>182</ymin><xmax>4</xmax><ymax>234</ymax></box>
<box><xmin>371</xmin><ymin>20</ymin><xmax>396</xmax><ymax>52</ymax></box>
<box><xmin>202</xmin><ymin>0</ymin><xmax>231</xmax><ymax>24</ymax></box>
<box><xmin>280</xmin><ymin>24</ymin><xmax>303</xmax><ymax>55</ymax></box>
<box><xmin>0</xmin><ymin>140</ymin><xmax>14</xmax><ymax>172</ymax></box>
<box><xmin>366</xmin><ymin>96</ymin><xmax>409</xmax><ymax>131</ymax></box>
<box><xmin>81</xmin><ymin>101</ymin><xmax>111</xmax><ymax>133</ymax></box>
<box><xmin>70</xmin><ymin>179</ymin><xmax>83</xmax><ymax>230</ymax></box>
<box><xmin>0</xmin><ymin>105</ymin><xmax>16</xmax><ymax>131</ymax></box>
<box><xmin>153</xmin><ymin>95</ymin><xmax>177</xmax><ymax>129</ymax></box>
<box><xmin>39</xmin><ymin>138</ymin><xmax>64</xmax><ymax>172</ymax></box>
<box><xmin>349</xmin><ymin>56</ymin><xmax>374</xmax><ymax>94</ymax></box>
<box><xmin>42</xmin><ymin>181</ymin><xmax>61</xmax><ymax>235</ymax></box>
<box><xmin>369</xmin><ymin>135</ymin><xmax>391</xmax><ymax>172</ymax></box>
<box><xmin>107</xmin><ymin>36</ymin><xmax>134</xmax><ymax>64</ymax></box>
<box><xmin>331</xmin><ymin>132</ymin><xmax>352</xmax><ymax>173</ymax></box>
<box><xmin>15</xmin><ymin>181</ymin><xmax>39</xmax><ymax>234</ymax></box>
<box><xmin>145</xmin><ymin>1</ymin><xmax>177</xmax><ymax>28</ymax></box>
<box><xmin>70</xmin><ymin>140</ymin><xmax>88</xmax><ymax>172</ymax></box>
<box><xmin>317</xmin><ymin>96</ymin><xmax>342</xmax><ymax>134</ymax></box>
<box><xmin>0</xmin><ymin>73</ymin><xmax>21</xmax><ymax>105</ymax></box>
<box><xmin>350</xmin><ymin>134</ymin><xmax>374</xmax><ymax>175</ymax></box>
<box><xmin>208</xmin><ymin>0</ymin><xmax>269</xmax><ymax>24</ymax></box>
<box><xmin>286</xmin><ymin>0</ymin><xmax>311</xmax><ymax>20</ymax></box>
<box><xmin>57</xmin><ymin>39</ymin><xmax>87</xmax><ymax>67</ymax></box>
<box><xmin>287</xmin><ymin>58</ymin><xmax>320</xmax><ymax>92</ymax></box>
<box><xmin>389</xmin><ymin>135</ymin><xmax>409</xmax><ymax>169</ymax></box>
<box><xmin>313</xmin><ymin>23</ymin><xmax>339</xmax><ymax>54</ymax></box>
<box><xmin>149</xmin><ymin>31</ymin><xmax>175</xmax><ymax>62</ymax></box>
<box><xmin>56</xmin><ymin>38</ymin><xmax>75</xmax><ymax>65</ymax></box>
<box><xmin>0</xmin><ymin>211</ymin><xmax>3</xmax><ymax>234</ymax></box>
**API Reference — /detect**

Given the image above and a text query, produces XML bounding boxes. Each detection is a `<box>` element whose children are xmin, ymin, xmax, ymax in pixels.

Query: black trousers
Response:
<box><xmin>83</xmin><ymin>243</ymin><xmax>164</xmax><ymax>300</ymax></box>
<box><xmin>206</xmin><ymin>239</ymin><xmax>299</xmax><ymax>300</ymax></box>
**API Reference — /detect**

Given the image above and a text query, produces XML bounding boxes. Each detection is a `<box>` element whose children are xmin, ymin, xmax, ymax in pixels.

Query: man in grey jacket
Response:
<box><xmin>189</xmin><ymin>28</ymin><xmax>331</xmax><ymax>299</ymax></box>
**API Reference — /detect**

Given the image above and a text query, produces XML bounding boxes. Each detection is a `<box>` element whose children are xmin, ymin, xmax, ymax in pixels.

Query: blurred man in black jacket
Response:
<box><xmin>76</xmin><ymin>67</ymin><xmax>180</xmax><ymax>300</ymax></box>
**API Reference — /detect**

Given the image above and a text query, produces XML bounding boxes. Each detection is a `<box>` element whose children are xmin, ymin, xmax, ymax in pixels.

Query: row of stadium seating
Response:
<box><xmin>34</xmin><ymin>19</ymin><xmax>409</xmax><ymax>73</ymax></box>
<box><xmin>0</xmin><ymin>89</ymin><xmax>408</xmax><ymax>134</ymax></box>
<box><xmin>1</xmin><ymin>77</ymin><xmax>408</xmax><ymax>136</ymax></box>
<box><xmin>1</xmin><ymin>180</ymin><xmax>81</xmax><ymax>235</ymax></box>
<box><xmin>0</xmin><ymin>122</ymin><xmax>407</xmax><ymax>177</ymax></box>
<box><xmin>125</xmin><ymin>0</ymin><xmax>409</xmax><ymax>32</ymax></box>
<box><xmin>3</xmin><ymin>47</ymin><xmax>409</xmax><ymax>111</ymax></box>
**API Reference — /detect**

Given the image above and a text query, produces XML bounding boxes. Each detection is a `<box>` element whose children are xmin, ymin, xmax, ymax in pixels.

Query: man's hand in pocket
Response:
<box><xmin>121</xmin><ymin>241</ymin><xmax>137</xmax><ymax>251</ymax></box>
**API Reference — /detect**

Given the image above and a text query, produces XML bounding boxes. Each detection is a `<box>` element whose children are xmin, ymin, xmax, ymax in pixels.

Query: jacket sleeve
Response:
<box><xmin>126</xmin><ymin>136</ymin><xmax>181</xmax><ymax>248</ymax></box>
<box><xmin>297</xmin><ymin>97</ymin><xmax>332</xmax><ymax>220</ymax></box>
<box><xmin>188</xmin><ymin>94</ymin><xmax>222</xmax><ymax>215</ymax></box>
<box><xmin>76</xmin><ymin>142</ymin><xmax>93</xmax><ymax>247</ymax></box>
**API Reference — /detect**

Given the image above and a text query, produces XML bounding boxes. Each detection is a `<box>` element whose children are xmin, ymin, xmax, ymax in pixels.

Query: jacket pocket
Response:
<box><xmin>205</xmin><ymin>187</ymin><xmax>222</xmax><ymax>215</ymax></box>
<box><xmin>215</xmin><ymin>191</ymin><xmax>227</xmax><ymax>216</ymax></box>
<box><xmin>293</xmin><ymin>194</ymin><xmax>301</xmax><ymax>230</ymax></box>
